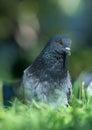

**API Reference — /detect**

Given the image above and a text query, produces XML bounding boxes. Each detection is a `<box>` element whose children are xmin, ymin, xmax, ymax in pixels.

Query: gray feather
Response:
<box><xmin>22</xmin><ymin>35</ymin><xmax>72</xmax><ymax>108</ymax></box>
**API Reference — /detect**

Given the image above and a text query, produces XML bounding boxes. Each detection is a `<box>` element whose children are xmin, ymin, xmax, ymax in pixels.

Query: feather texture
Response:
<box><xmin>22</xmin><ymin>35</ymin><xmax>72</xmax><ymax>108</ymax></box>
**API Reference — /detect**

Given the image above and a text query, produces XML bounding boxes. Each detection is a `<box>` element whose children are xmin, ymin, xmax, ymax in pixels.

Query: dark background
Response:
<box><xmin>0</xmin><ymin>0</ymin><xmax>92</xmax><ymax>81</ymax></box>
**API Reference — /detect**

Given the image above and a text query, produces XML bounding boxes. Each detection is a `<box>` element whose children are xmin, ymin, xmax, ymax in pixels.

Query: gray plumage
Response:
<box><xmin>22</xmin><ymin>35</ymin><xmax>72</xmax><ymax>108</ymax></box>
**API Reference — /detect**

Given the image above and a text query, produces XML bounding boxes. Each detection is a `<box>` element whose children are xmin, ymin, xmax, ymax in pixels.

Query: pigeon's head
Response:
<box><xmin>47</xmin><ymin>35</ymin><xmax>72</xmax><ymax>56</ymax></box>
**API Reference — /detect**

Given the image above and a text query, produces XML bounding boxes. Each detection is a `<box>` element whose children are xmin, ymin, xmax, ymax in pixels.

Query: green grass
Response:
<box><xmin>0</xmin><ymin>84</ymin><xmax>92</xmax><ymax>130</ymax></box>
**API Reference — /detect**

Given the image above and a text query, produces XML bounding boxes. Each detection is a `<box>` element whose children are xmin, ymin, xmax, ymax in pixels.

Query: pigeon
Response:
<box><xmin>22</xmin><ymin>35</ymin><xmax>72</xmax><ymax>108</ymax></box>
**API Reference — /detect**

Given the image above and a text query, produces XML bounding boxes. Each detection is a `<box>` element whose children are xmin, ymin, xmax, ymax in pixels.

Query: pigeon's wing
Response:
<box><xmin>22</xmin><ymin>67</ymin><xmax>50</xmax><ymax>103</ymax></box>
<box><xmin>22</xmin><ymin>67</ymin><xmax>37</xmax><ymax>103</ymax></box>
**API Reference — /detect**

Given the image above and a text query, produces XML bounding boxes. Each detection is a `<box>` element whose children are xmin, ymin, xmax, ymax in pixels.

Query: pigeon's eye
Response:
<box><xmin>57</xmin><ymin>40</ymin><xmax>62</xmax><ymax>45</ymax></box>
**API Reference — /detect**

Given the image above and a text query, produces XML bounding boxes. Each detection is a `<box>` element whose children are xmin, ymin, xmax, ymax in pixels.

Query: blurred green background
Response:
<box><xmin>0</xmin><ymin>0</ymin><xmax>92</xmax><ymax>81</ymax></box>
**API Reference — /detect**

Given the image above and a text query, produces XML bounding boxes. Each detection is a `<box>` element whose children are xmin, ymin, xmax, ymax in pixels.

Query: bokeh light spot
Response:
<box><xmin>58</xmin><ymin>0</ymin><xmax>81</xmax><ymax>15</ymax></box>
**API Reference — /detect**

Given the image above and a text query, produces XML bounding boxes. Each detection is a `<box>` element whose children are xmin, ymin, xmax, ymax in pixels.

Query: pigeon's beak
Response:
<box><xmin>65</xmin><ymin>47</ymin><xmax>71</xmax><ymax>55</ymax></box>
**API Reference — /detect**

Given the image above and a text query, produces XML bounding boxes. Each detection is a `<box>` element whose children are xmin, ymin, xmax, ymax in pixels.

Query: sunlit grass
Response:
<box><xmin>0</xmin><ymin>83</ymin><xmax>92</xmax><ymax>130</ymax></box>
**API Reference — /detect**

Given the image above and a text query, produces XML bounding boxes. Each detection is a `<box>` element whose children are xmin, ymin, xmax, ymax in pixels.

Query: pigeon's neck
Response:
<box><xmin>30</xmin><ymin>49</ymin><xmax>68</xmax><ymax>78</ymax></box>
<box><xmin>54</xmin><ymin>52</ymin><xmax>68</xmax><ymax>73</ymax></box>
<box><xmin>62</xmin><ymin>53</ymin><xmax>68</xmax><ymax>70</ymax></box>
<box><xmin>42</xmin><ymin>51</ymin><xmax>68</xmax><ymax>77</ymax></box>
